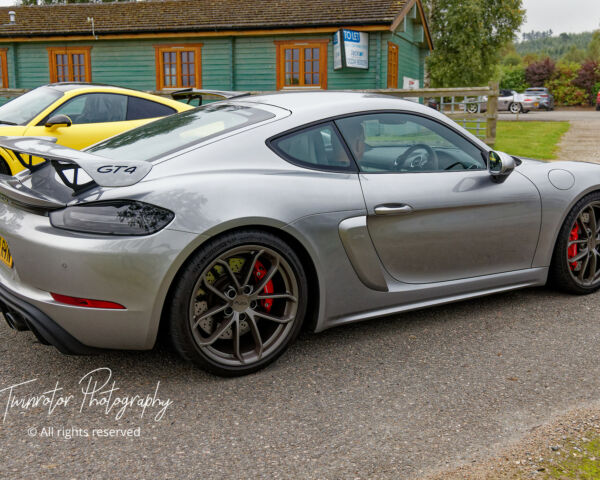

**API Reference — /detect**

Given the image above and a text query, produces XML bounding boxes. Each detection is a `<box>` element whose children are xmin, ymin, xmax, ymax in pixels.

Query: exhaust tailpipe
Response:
<box><xmin>4</xmin><ymin>311</ymin><xmax>29</xmax><ymax>331</ymax></box>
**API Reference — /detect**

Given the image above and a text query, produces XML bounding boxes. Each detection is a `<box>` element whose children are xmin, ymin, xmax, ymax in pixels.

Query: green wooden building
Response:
<box><xmin>0</xmin><ymin>0</ymin><xmax>432</xmax><ymax>94</ymax></box>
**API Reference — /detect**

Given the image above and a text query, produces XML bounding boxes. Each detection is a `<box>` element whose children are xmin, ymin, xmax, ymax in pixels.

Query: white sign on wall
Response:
<box><xmin>333</xmin><ymin>31</ymin><xmax>342</xmax><ymax>70</ymax></box>
<box><xmin>403</xmin><ymin>76</ymin><xmax>420</xmax><ymax>102</ymax></box>
<box><xmin>343</xmin><ymin>30</ymin><xmax>369</xmax><ymax>69</ymax></box>
<box><xmin>332</xmin><ymin>29</ymin><xmax>369</xmax><ymax>70</ymax></box>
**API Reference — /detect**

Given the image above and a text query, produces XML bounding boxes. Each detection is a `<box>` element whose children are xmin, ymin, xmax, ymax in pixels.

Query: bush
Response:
<box><xmin>499</xmin><ymin>66</ymin><xmax>528</xmax><ymax>91</ymax></box>
<box><xmin>573</xmin><ymin>60</ymin><xmax>600</xmax><ymax>105</ymax></box>
<box><xmin>546</xmin><ymin>62</ymin><xmax>588</xmax><ymax>106</ymax></box>
<box><xmin>502</xmin><ymin>52</ymin><xmax>523</xmax><ymax>67</ymax></box>
<box><xmin>594</xmin><ymin>82</ymin><xmax>600</xmax><ymax>104</ymax></box>
<box><xmin>525</xmin><ymin>57</ymin><xmax>556</xmax><ymax>86</ymax></box>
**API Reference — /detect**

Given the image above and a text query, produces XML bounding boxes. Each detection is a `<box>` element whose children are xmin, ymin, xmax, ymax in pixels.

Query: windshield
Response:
<box><xmin>87</xmin><ymin>103</ymin><xmax>276</xmax><ymax>162</ymax></box>
<box><xmin>0</xmin><ymin>86</ymin><xmax>64</xmax><ymax>125</ymax></box>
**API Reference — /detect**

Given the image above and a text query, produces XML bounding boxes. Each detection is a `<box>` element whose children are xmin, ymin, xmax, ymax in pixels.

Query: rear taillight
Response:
<box><xmin>51</xmin><ymin>293</ymin><xmax>125</xmax><ymax>309</ymax></box>
<box><xmin>49</xmin><ymin>200</ymin><xmax>174</xmax><ymax>236</ymax></box>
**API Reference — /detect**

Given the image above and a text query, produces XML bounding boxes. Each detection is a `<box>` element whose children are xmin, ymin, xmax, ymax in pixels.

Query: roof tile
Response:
<box><xmin>0</xmin><ymin>0</ymin><xmax>409</xmax><ymax>37</ymax></box>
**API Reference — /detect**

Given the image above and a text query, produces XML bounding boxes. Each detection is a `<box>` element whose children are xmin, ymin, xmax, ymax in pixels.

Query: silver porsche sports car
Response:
<box><xmin>0</xmin><ymin>91</ymin><xmax>598</xmax><ymax>376</ymax></box>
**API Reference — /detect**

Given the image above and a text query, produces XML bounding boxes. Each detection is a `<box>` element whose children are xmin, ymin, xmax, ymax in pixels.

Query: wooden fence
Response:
<box><xmin>354</xmin><ymin>82</ymin><xmax>499</xmax><ymax>147</ymax></box>
<box><xmin>0</xmin><ymin>82</ymin><xmax>500</xmax><ymax>147</ymax></box>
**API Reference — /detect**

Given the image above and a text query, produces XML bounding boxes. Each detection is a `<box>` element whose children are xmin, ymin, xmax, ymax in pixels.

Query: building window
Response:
<box><xmin>387</xmin><ymin>42</ymin><xmax>399</xmax><ymax>89</ymax></box>
<box><xmin>0</xmin><ymin>49</ymin><xmax>8</xmax><ymax>88</ymax></box>
<box><xmin>154</xmin><ymin>44</ymin><xmax>202</xmax><ymax>90</ymax></box>
<box><xmin>47</xmin><ymin>47</ymin><xmax>92</xmax><ymax>83</ymax></box>
<box><xmin>275</xmin><ymin>40</ymin><xmax>328</xmax><ymax>90</ymax></box>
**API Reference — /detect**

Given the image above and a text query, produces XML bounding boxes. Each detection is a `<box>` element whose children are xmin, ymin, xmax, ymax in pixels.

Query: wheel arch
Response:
<box><xmin>543</xmin><ymin>187</ymin><xmax>600</xmax><ymax>269</ymax></box>
<box><xmin>154</xmin><ymin>223</ymin><xmax>321</xmax><ymax>347</ymax></box>
<box><xmin>548</xmin><ymin>188</ymin><xmax>600</xmax><ymax>292</ymax></box>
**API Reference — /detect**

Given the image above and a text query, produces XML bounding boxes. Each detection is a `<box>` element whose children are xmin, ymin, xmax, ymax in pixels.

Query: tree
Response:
<box><xmin>587</xmin><ymin>30</ymin><xmax>600</xmax><ymax>62</ymax></box>
<box><xmin>561</xmin><ymin>45</ymin><xmax>586</xmax><ymax>64</ymax></box>
<box><xmin>525</xmin><ymin>57</ymin><xmax>556</xmax><ymax>86</ymax></box>
<box><xmin>423</xmin><ymin>0</ymin><xmax>525</xmax><ymax>87</ymax></box>
<box><xmin>522</xmin><ymin>30</ymin><xmax>553</xmax><ymax>42</ymax></box>
<box><xmin>515</xmin><ymin>31</ymin><xmax>593</xmax><ymax>61</ymax></box>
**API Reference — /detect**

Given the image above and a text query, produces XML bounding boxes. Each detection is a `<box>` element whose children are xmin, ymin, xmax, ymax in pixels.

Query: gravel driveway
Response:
<box><xmin>498</xmin><ymin>108</ymin><xmax>598</xmax><ymax>123</ymax></box>
<box><xmin>2</xmin><ymin>286</ymin><xmax>600</xmax><ymax>479</ymax></box>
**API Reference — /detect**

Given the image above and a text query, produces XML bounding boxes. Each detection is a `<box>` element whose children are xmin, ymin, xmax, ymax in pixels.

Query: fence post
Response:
<box><xmin>486</xmin><ymin>81</ymin><xmax>499</xmax><ymax>148</ymax></box>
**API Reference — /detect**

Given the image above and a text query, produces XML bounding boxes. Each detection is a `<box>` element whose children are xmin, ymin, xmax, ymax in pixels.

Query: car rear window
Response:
<box><xmin>126</xmin><ymin>96</ymin><xmax>176</xmax><ymax>120</ymax></box>
<box><xmin>87</xmin><ymin>103</ymin><xmax>275</xmax><ymax>162</ymax></box>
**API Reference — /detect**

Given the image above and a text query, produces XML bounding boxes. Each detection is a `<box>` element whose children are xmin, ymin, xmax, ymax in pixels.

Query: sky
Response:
<box><xmin>0</xmin><ymin>0</ymin><xmax>597</xmax><ymax>37</ymax></box>
<box><xmin>520</xmin><ymin>0</ymin><xmax>600</xmax><ymax>36</ymax></box>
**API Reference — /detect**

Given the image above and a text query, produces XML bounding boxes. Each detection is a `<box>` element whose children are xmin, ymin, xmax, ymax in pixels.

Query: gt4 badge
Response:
<box><xmin>97</xmin><ymin>165</ymin><xmax>137</xmax><ymax>174</ymax></box>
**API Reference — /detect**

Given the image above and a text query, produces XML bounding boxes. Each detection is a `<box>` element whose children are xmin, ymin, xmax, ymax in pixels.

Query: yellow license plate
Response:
<box><xmin>534</xmin><ymin>102</ymin><xmax>539</xmax><ymax>107</ymax></box>
<box><xmin>0</xmin><ymin>236</ymin><xmax>13</xmax><ymax>269</ymax></box>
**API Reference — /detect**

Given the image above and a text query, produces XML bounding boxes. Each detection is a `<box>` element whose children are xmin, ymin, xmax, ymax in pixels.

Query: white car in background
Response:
<box><xmin>466</xmin><ymin>89</ymin><xmax>540</xmax><ymax>114</ymax></box>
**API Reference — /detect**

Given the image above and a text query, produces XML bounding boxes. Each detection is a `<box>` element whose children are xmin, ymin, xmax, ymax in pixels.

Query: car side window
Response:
<box><xmin>270</xmin><ymin>122</ymin><xmax>355</xmax><ymax>171</ymax></box>
<box><xmin>48</xmin><ymin>93</ymin><xmax>127</xmax><ymax>125</ymax></box>
<box><xmin>126</xmin><ymin>96</ymin><xmax>176</xmax><ymax>121</ymax></box>
<box><xmin>335</xmin><ymin>113</ymin><xmax>486</xmax><ymax>173</ymax></box>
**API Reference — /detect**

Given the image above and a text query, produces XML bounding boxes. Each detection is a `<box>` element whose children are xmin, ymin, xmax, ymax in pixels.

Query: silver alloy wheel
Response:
<box><xmin>509</xmin><ymin>102</ymin><xmax>521</xmax><ymax>114</ymax></box>
<box><xmin>466</xmin><ymin>104</ymin><xmax>478</xmax><ymax>113</ymax></box>
<box><xmin>188</xmin><ymin>245</ymin><xmax>299</xmax><ymax>366</ymax></box>
<box><xmin>567</xmin><ymin>202</ymin><xmax>600</xmax><ymax>287</ymax></box>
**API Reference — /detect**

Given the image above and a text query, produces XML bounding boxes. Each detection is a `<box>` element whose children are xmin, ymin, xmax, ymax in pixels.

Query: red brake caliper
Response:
<box><xmin>253</xmin><ymin>260</ymin><xmax>274</xmax><ymax>312</ymax></box>
<box><xmin>568</xmin><ymin>224</ymin><xmax>579</xmax><ymax>270</ymax></box>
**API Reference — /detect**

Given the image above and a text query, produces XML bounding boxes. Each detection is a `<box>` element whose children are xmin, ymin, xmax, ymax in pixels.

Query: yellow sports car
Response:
<box><xmin>0</xmin><ymin>83</ymin><xmax>193</xmax><ymax>175</ymax></box>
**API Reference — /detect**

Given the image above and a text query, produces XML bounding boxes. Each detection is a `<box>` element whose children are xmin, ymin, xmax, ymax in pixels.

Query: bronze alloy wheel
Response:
<box><xmin>550</xmin><ymin>192</ymin><xmax>600</xmax><ymax>295</ymax></box>
<box><xmin>565</xmin><ymin>201</ymin><xmax>600</xmax><ymax>288</ymax></box>
<box><xmin>168</xmin><ymin>230</ymin><xmax>307</xmax><ymax>376</ymax></box>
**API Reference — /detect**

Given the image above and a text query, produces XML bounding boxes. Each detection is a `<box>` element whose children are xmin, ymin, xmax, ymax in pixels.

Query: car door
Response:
<box><xmin>498</xmin><ymin>90</ymin><xmax>513</xmax><ymax>110</ymax></box>
<box><xmin>335</xmin><ymin>112</ymin><xmax>542</xmax><ymax>284</ymax></box>
<box><xmin>24</xmin><ymin>93</ymin><xmax>174</xmax><ymax>150</ymax></box>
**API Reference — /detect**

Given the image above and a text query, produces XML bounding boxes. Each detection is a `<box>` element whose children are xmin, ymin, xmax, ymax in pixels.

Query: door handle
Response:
<box><xmin>374</xmin><ymin>204</ymin><xmax>414</xmax><ymax>216</ymax></box>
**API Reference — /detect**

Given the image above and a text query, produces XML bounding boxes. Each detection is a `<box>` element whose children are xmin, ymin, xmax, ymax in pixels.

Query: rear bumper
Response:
<box><xmin>0</xmin><ymin>199</ymin><xmax>199</xmax><ymax>351</ymax></box>
<box><xmin>0</xmin><ymin>282</ymin><xmax>98</xmax><ymax>354</ymax></box>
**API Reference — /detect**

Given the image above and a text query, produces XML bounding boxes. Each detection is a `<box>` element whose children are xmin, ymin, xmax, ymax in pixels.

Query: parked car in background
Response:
<box><xmin>524</xmin><ymin>87</ymin><xmax>554</xmax><ymax>111</ymax></box>
<box><xmin>0</xmin><ymin>83</ymin><xmax>193</xmax><ymax>175</ymax></box>
<box><xmin>466</xmin><ymin>89</ymin><xmax>539</xmax><ymax>114</ymax></box>
<box><xmin>427</xmin><ymin>97</ymin><xmax>440</xmax><ymax>111</ymax></box>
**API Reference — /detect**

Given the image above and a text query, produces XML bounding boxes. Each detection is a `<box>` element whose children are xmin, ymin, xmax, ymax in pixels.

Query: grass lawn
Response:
<box><xmin>495</xmin><ymin>121</ymin><xmax>570</xmax><ymax>160</ymax></box>
<box><xmin>538</xmin><ymin>435</ymin><xmax>600</xmax><ymax>479</ymax></box>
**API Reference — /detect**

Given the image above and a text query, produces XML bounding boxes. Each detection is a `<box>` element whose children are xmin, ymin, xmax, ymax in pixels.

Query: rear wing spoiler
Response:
<box><xmin>0</xmin><ymin>136</ymin><xmax>151</xmax><ymax>192</ymax></box>
<box><xmin>170</xmin><ymin>88</ymin><xmax>251</xmax><ymax>105</ymax></box>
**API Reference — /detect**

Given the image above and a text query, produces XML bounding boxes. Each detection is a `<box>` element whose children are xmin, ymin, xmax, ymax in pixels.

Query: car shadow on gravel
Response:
<box><xmin>0</xmin><ymin>285</ymin><xmax>573</xmax><ymax>385</ymax></box>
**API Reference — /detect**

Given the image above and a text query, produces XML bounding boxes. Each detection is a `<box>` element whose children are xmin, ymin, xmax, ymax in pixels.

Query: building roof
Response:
<box><xmin>0</xmin><ymin>0</ymin><xmax>423</xmax><ymax>37</ymax></box>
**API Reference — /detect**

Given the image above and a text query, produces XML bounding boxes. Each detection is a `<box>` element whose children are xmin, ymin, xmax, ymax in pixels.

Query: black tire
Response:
<box><xmin>596</xmin><ymin>104</ymin><xmax>600</xmax><ymax>111</ymax></box>
<box><xmin>167</xmin><ymin>230</ymin><xmax>308</xmax><ymax>376</ymax></box>
<box><xmin>0</xmin><ymin>157</ymin><xmax>10</xmax><ymax>175</ymax></box>
<box><xmin>549</xmin><ymin>192</ymin><xmax>600</xmax><ymax>295</ymax></box>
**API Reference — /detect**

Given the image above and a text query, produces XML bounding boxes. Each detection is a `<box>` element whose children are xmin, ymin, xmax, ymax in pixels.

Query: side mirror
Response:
<box><xmin>45</xmin><ymin>114</ymin><xmax>72</xmax><ymax>130</ymax></box>
<box><xmin>488</xmin><ymin>150</ymin><xmax>515</xmax><ymax>183</ymax></box>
